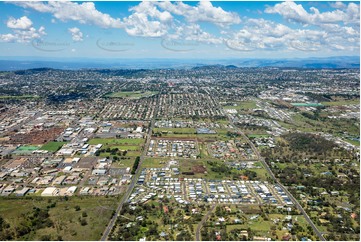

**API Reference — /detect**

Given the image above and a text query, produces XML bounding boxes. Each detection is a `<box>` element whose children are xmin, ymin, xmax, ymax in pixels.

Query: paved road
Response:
<box><xmin>100</xmin><ymin>100</ymin><xmax>159</xmax><ymax>241</ymax></box>
<box><xmin>195</xmin><ymin>204</ymin><xmax>216</xmax><ymax>241</ymax></box>
<box><xmin>227</xmin><ymin>114</ymin><xmax>325</xmax><ymax>241</ymax></box>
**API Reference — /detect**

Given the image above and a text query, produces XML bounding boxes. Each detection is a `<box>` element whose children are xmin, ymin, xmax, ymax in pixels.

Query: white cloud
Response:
<box><xmin>156</xmin><ymin>1</ymin><xmax>241</xmax><ymax>26</ymax></box>
<box><xmin>226</xmin><ymin>17</ymin><xmax>358</xmax><ymax>52</ymax></box>
<box><xmin>123</xmin><ymin>1</ymin><xmax>230</xmax><ymax>41</ymax></box>
<box><xmin>7</xmin><ymin>16</ymin><xmax>33</xmax><ymax>29</ymax></box>
<box><xmin>169</xmin><ymin>23</ymin><xmax>222</xmax><ymax>44</ymax></box>
<box><xmin>0</xmin><ymin>26</ymin><xmax>46</xmax><ymax>43</ymax></box>
<box><xmin>0</xmin><ymin>33</ymin><xmax>17</xmax><ymax>42</ymax></box>
<box><xmin>123</xmin><ymin>2</ymin><xmax>171</xmax><ymax>37</ymax></box>
<box><xmin>265</xmin><ymin>1</ymin><xmax>360</xmax><ymax>25</ymax></box>
<box><xmin>330</xmin><ymin>2</ymin><xmax>346</xmax><ymax>9</ymax></box>
<box><xmin>8</xmin><ymin>1</ymin><xmax>358</xmax><ymax>53</ymax></box>
<box><xmin>68</xmin><ymin>27</ymin><xmax>83</xmax><ymax>42</ymax></box>
<box><xmin>1</xmin><ymin>16</ymin><xmax>46</xmax><ymax>43</ymax></box>
<box><xmin>15</xmin><ymin>1</ymin><xmax>123</xmax><ymax>28</ymax></box>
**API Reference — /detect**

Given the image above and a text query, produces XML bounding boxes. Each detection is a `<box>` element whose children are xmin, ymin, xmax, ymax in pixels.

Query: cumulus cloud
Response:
<box><xmin>1</xmin><ymin>16</ymin><xmax>46</xmax><ymax>43</ymax></box>
<box><xmin>168</xmin><ymin>23</ymin><xmax>223</xmax><ymax>44</ymax></box>
<box><xmin>13</xmin><ymin>1</ymin><xmax>230</xmax><ymax>42</ymax></box>
<box><xmin>123</xmin><ymin>1</ymin><xmax>232</xmax><ymax>42</ymax></box>
<box><xmin>156</xmin><ymin>1</ymin><xmax>241</xmax><ymax>26</ymax></box>
<box><xmin>7</xmin><ymin>1</ymin><xmax>359</xmax><ymax>52</ymax></box>
<box><xmin>225</xmin><ymin>17</ymin><xmax>359</xmax><ymax>52</ymax></box>
<box><xmin>68</xmin><ymin>27</ymin><xmax>83</xmax><ymax>42</ymax></box>
<box><xmin>265</xmin><ymin>1</ymin><xmax>360</xmax><ymax>25</ymax></box>
<box><xmin>14</xmin><ymin>1</ymin><xmax>124</xmax><ymax>28</ymax></box>
<box><xmin>7</xmin><ymin>16</ymin><xmax>33</xmax><ymax>29</ymax></box>
<box><xmin>330</xmin><ymin>1</ymin><xmax>346</xmax><ymax>9</ymax></box>
<box><xmin>123</xmin><ymin>1</ymin><xmax>172</xmax><ymax>37</ymax></box>
<box><xmin>0</xmin><ymin>26</ymin><xmax>46</xmax><ymax>43</ymax></box>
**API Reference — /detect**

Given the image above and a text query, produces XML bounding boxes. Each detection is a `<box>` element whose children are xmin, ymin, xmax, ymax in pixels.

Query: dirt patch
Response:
<box><xmin>6</xmin><ymin>127</ymin><xmax>63</xmax><ymax>145</ymax></box>
<box><xmin>74</xmin><ymin>157</ymin><xmax>97</xmax><ymax>169</ymax></box>
<box><xmin>192</xmin><ymin>165</ymin><xmax>207</xmax><ymax>173</ymax></box>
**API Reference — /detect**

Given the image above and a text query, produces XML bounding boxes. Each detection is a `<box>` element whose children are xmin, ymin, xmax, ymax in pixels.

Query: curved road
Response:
<box><xmin>227</xmin><ymin>114</ymin><xmax>325</xmax><ymax>241</ymax></box>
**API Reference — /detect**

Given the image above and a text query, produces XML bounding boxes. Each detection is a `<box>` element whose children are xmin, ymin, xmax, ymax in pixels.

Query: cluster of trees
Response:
<box><xmin>226</xmin><ymin>131</ymin><xmax>242</xmax><ymax>138</ymax></box>
<box><xmin>0</xmin><ymin>216</ymin><xmax>12</xmax><ymax>240</ymax></box>
<box><xmin>207</xmin><ymin>160</ymin><xmax>232</xmax><ymax>174</ymax></box>
<box><xmin>11</xmin><ymin>206</ymin><xmax>54</xmax><ymax>239</ymax></box>
<box><xmin>131</xmin><ymin>156</ymin><xmax>140</xmax><ymax>174</ymax></box>
<box><xmin>282</xmin><ymin>133</ymin><xmax>336</xmax><ymax>153</ymax></box>
<box><xmin>95</xmin><ymin>147</ymin><xmax>128</xmax><ymax>157</ymax></box>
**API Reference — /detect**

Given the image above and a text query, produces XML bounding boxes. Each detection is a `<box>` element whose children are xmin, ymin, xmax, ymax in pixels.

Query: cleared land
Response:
<box><xmin>321</xmin><ymin>99</ymin><xmax>359</xmax><ymax>106</ymax></box>
<box><xmin>0</xmin><ymin>196</ymin><xmax>120</xmax><ymax>241</ymax></box>
<box><xmin>88</xmin><ymin>138</ymin><xmax>144</xmax><ymax>146</ymax></box>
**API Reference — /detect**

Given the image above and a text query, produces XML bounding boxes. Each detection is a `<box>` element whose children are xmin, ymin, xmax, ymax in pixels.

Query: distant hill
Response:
<box><xmin>0</xmin><ymin>56</ymin><xmax>359</xmax><ymax>71</ymax></box>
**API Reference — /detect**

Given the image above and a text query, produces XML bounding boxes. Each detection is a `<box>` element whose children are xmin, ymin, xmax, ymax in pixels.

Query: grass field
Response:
<box><xmin>111</xmin><ymin>159</ymin><xmax>135</xmax><ymax>168</ymax></box>
<box><xmin>155</xmin><ymin>132</ymin><xmax>230</xmax><ymax>141</ymax></box>
<box><xmin>110</xmin><ymin>145</ymin><xmax>139</xmax><ymax>151</ymax></box>
<box><xmin>40</xmin><ymin>141</ymin><xmax>67</xmax><ymax>152</ymax></box>
<box><xmin>89</xmin><ymin>138</ymin><xmax>144</xmax><ymax>159</ymax></box>
<box><xmin>321</xmin><ymin>99</ymin><xmax>359</xmax><ymax>106</ymax></box>
<box><xmin>0</xmin><ymin>196</ymin><xmax>120</xmax><ymax>240</ymax></box>
<box><xmin>104</xmin><ymin>91</ymin><xmax>158</xmax><ymax>99</ymax></box>
<box><xmin>141</xmin><ymin>158</ymin><xmax>169</xmax><ymax>168</ymax></box>
<box><xmin>278</xmin><ymin>113</ymin><xmax>359</xmax><ymax>136</ymax></box>
<box><xmin>88</xmin><ymin>138</ymin><xmax>144</xmax><ymax>145</ymax></box>
<box><xmin>12</xmin><ymin>145</ymin><xmax>39</xmax><ymax>155</ymax></box>
<box><xmin>16</xmin><ymin>145</ymin><xmax>39</xmax><ymax>151</ymax></box>
<box><xmin>246</xmin><ymin>168</ymin><xmax>269</xmax><ymax>181</ymax></box>
<box><xmin>125</xmin><ymin>151</ymin><xmax>142</xmax><ymax>157</ymax></box>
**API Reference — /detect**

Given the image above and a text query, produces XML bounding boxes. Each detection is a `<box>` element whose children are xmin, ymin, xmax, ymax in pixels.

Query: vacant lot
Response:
<box><xmin>321</xmin><ymin>99</ymin><xmax>359</xmax><ymax>106</ymax></box>
<box><xmin>88</xmin><ymin>138</ymin><xmax>144</xmax><ymax>146</ymax></box>
<box><xmin>0</xmin><ymin>196</ymin><xmax>120</xmax><ymax>241</ymax></box>
<box><xmin>8</xmin><ymin>127</ymin><xmax>64</xmax><ymax>145</ymax></box>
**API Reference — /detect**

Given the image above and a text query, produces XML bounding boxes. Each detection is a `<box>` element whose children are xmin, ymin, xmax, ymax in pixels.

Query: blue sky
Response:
<box><xmin>0</xmin><ymin>1</ymin><xmax>359</xmax><ymax>59</ymax></box>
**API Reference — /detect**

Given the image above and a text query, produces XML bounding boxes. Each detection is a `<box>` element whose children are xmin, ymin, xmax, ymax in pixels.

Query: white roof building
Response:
<box><xmin>41</xmin><ymin>187</ymin><xmax>59</xmax><ymax>196</ymax></box>
<box><xmin>66</xmin><ymin>186</ymin><xmax>77</xmax><ymax>195</ymax></box>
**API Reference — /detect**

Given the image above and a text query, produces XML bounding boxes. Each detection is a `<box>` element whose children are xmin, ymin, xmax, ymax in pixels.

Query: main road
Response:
<box><xmin>227</xmin><ymin>114</ymin><xmax>325</xmax><ymax>241</ymax></box>
<box><xmin>100</xmin><ymin>96</ymin><xmax>159</xmax><ymax>241</ymax></box>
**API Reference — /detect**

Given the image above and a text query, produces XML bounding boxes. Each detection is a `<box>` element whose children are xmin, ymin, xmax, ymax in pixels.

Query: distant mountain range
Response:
<box><xmin>0</xmin><ymin>56</ymin><xmax>359</xmax><ymax>71</ymax></box>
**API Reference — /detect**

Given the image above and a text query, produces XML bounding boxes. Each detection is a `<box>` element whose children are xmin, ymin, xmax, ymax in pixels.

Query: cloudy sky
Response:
<box><xmin>0</xmin><ymin>1</ymin><xmax>359</xmax><ymax>59</ymax></box>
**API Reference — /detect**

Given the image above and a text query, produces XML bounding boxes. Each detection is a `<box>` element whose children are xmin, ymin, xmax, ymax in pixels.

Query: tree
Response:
<box><xmin>80</xmin><ymin>219</ymin><xmax>87</xmax><ymax>226</ymax></box>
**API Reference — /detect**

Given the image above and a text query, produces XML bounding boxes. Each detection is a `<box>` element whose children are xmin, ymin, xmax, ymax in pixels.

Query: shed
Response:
<box><xmin>41</xmin><ymin>187</ymin><xmax>59</xmax><ymax>196</ymax></box>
